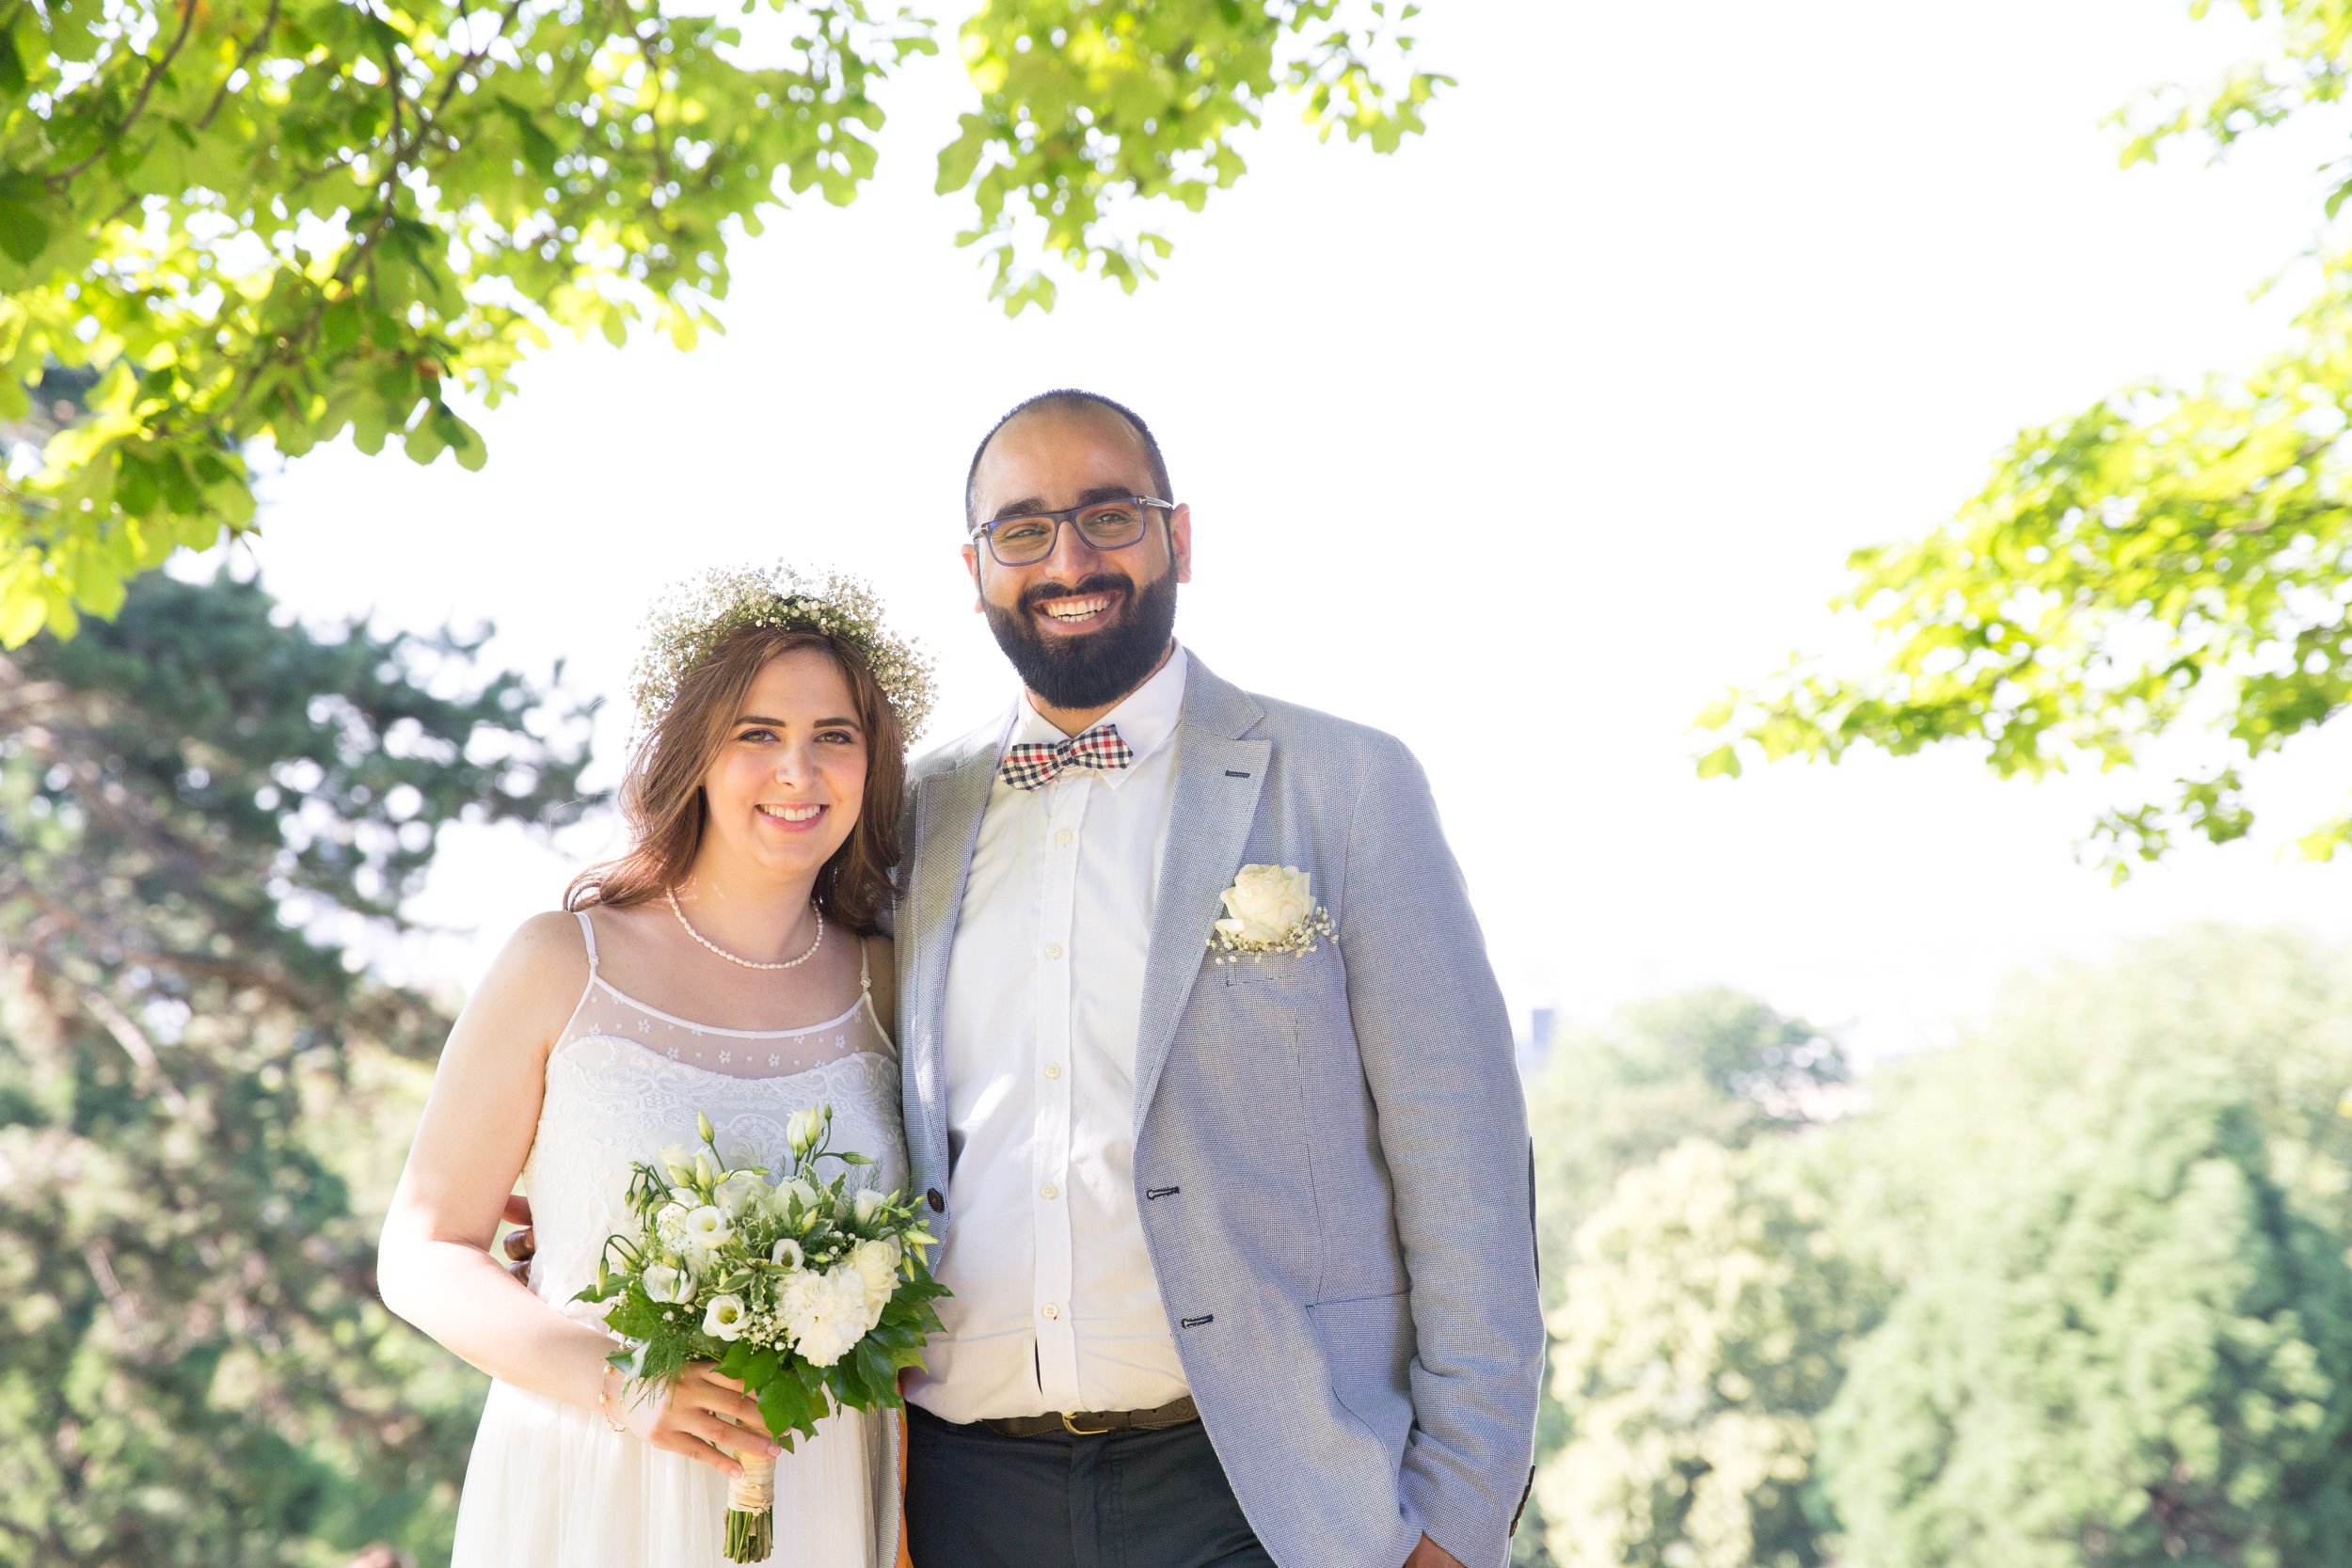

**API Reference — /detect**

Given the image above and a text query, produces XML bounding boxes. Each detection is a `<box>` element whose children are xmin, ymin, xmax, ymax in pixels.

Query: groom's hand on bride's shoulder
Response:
<box><xmin>1405</xmin><ymin>1536</ymin><xmax>1467</xmax><ymax>1568</ymax></box>
<box><xmin>501</xmin><ymin>1193</ymin><xmax>535</xmax><ymax>1286</ymax></box>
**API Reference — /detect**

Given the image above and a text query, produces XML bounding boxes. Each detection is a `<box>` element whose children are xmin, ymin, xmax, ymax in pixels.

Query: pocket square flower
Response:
<box><xmin>1209</xmin><ymin>863</ymin><xmax>1336</xmax><ymax>963</ymax></box>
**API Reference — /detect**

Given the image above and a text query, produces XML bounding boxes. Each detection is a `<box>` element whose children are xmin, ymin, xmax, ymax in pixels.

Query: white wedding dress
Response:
<box><xmin>449</xmin><ymin>911</ymin><xmax>907</xmax><ymax>1568</ymax></box>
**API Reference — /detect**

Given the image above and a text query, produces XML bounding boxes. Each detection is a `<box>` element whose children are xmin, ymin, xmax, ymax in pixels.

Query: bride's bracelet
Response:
<box><xmin>596</xmin><ymin>1362</ymin><xmax>628</xmax><ymax>1434</ymax></box>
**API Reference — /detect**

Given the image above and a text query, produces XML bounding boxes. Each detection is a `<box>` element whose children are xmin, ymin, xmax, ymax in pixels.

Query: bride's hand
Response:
<box><xmin>621</xmin><ymin>1365</ymin><xmax>782</xmax><ymax>1477</ymax></box>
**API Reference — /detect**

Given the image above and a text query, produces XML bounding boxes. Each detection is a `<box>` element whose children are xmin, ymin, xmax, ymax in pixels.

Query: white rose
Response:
<box><xmin>771</xmin><ymin>1237</ymin><xmax>805</xmax><ymax>1270</ymax></box>
<box><xmin>783</xmin><ymin>1266</ymin><xmax>875</xmax><ymax>1367</ymax></box>
<box><xmin>643</xmin><ymin>1262</ymin><xmax>689</xmax><ymax>1304</ymax></box>
<box><xmin>850</xmin><ymin>1237</ymin><xmax>901</xmax><ymax>1318</ymax></box>
<box><xmin>851</xmin><ymin>1187</ymin><xmax>889</xmax><ymax>1227</ymax></box>
<box><xmin>716</xmin><ymin>1169</ymin><xmax>767</xmax><ymax>1216</ymax></box>
<box><xmin>1215</xmin><ymin>863</ymin><xmax>1312</xmax><ymax>946</ymax></box>
<box><xmin>702</xmin><ymin>1292</ymin><xmax>749</xmax><ymax>1341</ymax></box>
<box><xmin>679</xmin><ymin>1205</ymin><xmax>733</xmax><ymax>1253</ymax></box>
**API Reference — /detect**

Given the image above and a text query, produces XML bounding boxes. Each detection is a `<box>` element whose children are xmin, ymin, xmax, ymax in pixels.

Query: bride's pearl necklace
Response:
<box><xmin>666</xmin><ymin>887</ymin><xmax>824</xmax><ymax>971</ymax></box>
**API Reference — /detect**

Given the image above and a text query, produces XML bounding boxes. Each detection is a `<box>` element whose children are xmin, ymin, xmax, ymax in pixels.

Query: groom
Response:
<box><xmin>897</xmin><ymin>390</ymin><xmax>1540</xmax><ymax>1568</ymax></box>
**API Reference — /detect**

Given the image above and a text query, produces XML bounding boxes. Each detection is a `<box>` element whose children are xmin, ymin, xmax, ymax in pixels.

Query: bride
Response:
<box><xmin>377</xmin><ymin>568</ymin><xmax>932</xmax><ymax>1568</ymax></box>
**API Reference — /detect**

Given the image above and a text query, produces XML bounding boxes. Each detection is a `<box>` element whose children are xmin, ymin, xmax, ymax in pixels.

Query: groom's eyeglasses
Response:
<box><xmin>969</xmin><ymin>496</ymin><xmax>1175</xmax><ymax>567</ymax></box>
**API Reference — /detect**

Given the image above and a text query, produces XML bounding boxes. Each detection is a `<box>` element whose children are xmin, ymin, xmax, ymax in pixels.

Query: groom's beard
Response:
<box><xmin>984</xmin><ymin>568</ymin><xmax>1179</xmax><ymax>712</ymax></box>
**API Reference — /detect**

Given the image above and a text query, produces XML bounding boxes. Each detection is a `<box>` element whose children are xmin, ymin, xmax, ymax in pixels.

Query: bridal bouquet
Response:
<box><xmin>576</xmin><ymin>1106</ymin><xmax>947</xmax><ymax>1562</ymax></box>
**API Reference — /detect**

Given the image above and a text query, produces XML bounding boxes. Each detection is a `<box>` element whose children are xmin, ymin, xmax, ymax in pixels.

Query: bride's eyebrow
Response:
<box><xmin>735</xmin><ymin>714</ymin><xmax>863</xmax><ymax>730</ymax></box>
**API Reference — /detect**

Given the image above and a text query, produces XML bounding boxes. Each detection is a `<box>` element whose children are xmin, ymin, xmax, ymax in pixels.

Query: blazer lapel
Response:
<box><xmin>1131</xmin><ymin>661</ymin><xmax>1268</xmax><ymax>1131</ymax></box>
<box><xmin>905</xmin><ymin>735</ymin><xmax>1004</xmax><ymax>1178</ymax></box>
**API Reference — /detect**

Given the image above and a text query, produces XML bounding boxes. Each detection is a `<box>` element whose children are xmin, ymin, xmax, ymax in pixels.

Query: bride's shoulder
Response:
<box><xmin>471</xmin><ymin>910</ymin><xmax>595</xmax><ymax>1017</ymax></box>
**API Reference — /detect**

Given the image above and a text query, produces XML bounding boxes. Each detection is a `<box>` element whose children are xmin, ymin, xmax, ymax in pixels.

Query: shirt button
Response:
<box><xmin>1041</xmin><ymin>1304</ymin><xmax>1062</xmax><ymax>1322</ymax></box>
<box><xmin>1041</xmin><ymin>1182</ymin><xmax>1059</xmax><ymax>1200</ymax></box>
<box><xmin>1055</xmin><ymin>829</ymin><xmax>1073</xmax><ymax>847</ymax></box>
<box><xmin>1043</xmin><ymin>942</ymin><xmax>1063</xmax><ymax>960</ymax></box>
<box><xmin>1043</xmin><ymin>1062</ymin><xmax>1063</xmax><ymax>1080</ymax></box>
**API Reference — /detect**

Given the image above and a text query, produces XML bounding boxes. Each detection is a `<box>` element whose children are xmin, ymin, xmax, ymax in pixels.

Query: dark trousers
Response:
<box><xmin>906</xmin><ymin>1404</ymin><xmax>1277</xmax><ymax>1568</ymax></box>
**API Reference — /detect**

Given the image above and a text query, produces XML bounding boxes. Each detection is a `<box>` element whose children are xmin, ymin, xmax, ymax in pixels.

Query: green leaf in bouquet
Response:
<box><xmin>716</xmin><ymin>1339</ymin><xmax>762</xmax><ymax>1383</ymax></box>
<box><xmin>852</xmin><ymin>1338</ymin><xmax>898</xmax><ymax>1404</ymax></box>
<box><xmin>821</xmin><ymin>1357</ymin><xmax>865</xmax><ymax>1409</ymax></box>
<box><xmin>756</xmin><ymin>1363</ymin><xmax>830</xmax><ymax>1448</ymax></box>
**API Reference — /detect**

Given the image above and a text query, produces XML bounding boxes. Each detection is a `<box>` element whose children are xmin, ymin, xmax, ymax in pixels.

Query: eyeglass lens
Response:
<box><xmin>989</xmin><ymin>501</ymin><xmax>1151</xmax><ymax>564</ymax></box>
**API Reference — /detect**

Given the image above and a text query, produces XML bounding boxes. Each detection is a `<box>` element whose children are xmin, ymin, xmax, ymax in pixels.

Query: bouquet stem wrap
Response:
<box><xmin>724</xmin><ymin>1449</ymin><xmax>776</xmax><ymax>1562</ymax></box>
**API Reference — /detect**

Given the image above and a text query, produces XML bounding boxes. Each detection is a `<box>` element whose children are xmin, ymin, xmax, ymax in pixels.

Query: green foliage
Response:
<box><xmin>1535</xmin><ymin>1137</ymin><xmax>1890</xmax><ymax>1568</ymax></box>
<box><xmin>1820</xmin><ymin>1066</ymin><xmax>2352</xmax><ymax>1568</ymax></box>
<box><xmin>1528</xmin><ymin>988</ymin><xmax>1848</xmax><ymax>1311</ymax></box>
<box><xmin>1699</xmin><ymin>0</ymin><xmax>2352</xmax><ymax>877</ymax></box>
<box><xmin>0</xmin><ymin>568</ymin><xmax>591</xmax><ymax>1566</ymax></box>
<box><xmin>0</xmin><ymin>1</ymin><xmax>1445</xmax><ymax>646</ymax></box>
<box><xmin>942</xmin><ymin>0</ymin><xmax>1447</xmax><ymax>309</ymax></box>
<box><xmin>1522</xmin><ymin>930</ymin><xmax>2352</xmax><ymax>1568</ymax></box>
<box><xmin>1851</xmin><ymin>927</ymin><xmax>2352</xmax><ymax>1258</ymax></box>
<box><xmin>1518</xmin><ymin>990</ymin><xmax>1848</xmax><ymax>1567</ymax></box>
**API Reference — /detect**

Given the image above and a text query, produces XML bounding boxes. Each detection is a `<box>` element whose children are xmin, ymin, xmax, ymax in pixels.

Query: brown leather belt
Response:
<box><xmin>978</xmin><ymin>1395</ymin><xmax>1200</xmax><ymax>1439</ymax></box>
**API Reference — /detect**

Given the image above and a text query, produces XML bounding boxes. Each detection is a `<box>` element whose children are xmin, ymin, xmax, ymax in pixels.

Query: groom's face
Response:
<box><xmin>965</xmin><ymin>404</ymin><xmax>1193</xmax><ymax>710</ymax></box>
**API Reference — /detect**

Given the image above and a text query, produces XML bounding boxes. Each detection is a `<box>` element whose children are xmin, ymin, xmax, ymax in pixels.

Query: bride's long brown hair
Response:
<box><xmin>564</xmin><ymin>626</ymin><xmax>906</xmax><ymax>933</ymax></box>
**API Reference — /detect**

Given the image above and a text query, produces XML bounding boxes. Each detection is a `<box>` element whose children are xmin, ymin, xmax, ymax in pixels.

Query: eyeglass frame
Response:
<box><xmin>965</xmin><ymin>495</ymin><xmax>1179</xmax><ymax>567</ymax></box>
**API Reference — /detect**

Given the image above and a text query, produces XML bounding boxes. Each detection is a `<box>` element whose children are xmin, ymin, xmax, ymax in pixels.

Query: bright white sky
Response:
<box><xmin>219</xmin><ymin>0</ymin><xmax>2352</xmax><ymax>1065</ymax></box>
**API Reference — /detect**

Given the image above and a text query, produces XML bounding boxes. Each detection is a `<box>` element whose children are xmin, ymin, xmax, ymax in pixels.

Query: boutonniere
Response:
<box><xmin>1208</xmin><ymin>863</ymin><xmax>1336</xmax><ymax>964</ymax></box>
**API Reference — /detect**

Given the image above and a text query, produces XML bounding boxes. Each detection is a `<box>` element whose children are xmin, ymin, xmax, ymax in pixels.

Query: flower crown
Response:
<box><xmin>628</xmin><ymin>564</ymin><xmax>938</xmax><ymax>742</ymax></box>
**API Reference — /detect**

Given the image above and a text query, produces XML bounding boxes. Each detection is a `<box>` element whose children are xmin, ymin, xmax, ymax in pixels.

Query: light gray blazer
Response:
<box><xmin>895</xmin><ymin>656</ymin><xmax>1541</xmax><ymax>1568</ymax></box>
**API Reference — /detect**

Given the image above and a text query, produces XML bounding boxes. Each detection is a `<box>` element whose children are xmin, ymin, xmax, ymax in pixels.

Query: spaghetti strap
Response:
<box><xmin>574</xmin><ymin>909</ymin><xmax>599</xmax><ymax>974</ymax></box>
<box><xmin>858</xmin><ymin>935</ymin><xmax>872</xmax><ymax>994</ymax></box>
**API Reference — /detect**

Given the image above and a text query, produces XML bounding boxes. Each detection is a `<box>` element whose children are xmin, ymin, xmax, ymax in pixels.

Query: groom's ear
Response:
<box><xmin>961</xmin><ymin>542</ymin><xmax>983</xmax><ymax>610</ymax></box>
<box><xmin>1169</xmin><ymin>502</ymin><xmax>1193</xmax><ymax>585</ymax></box>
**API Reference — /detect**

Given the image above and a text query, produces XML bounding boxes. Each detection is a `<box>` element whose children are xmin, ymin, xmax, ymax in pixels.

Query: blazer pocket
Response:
<box><xmin>1220</xmin><ymin>942</ymin><xmax>1339</xmax><ymax>988</ymax></box>
<box><xmin>1307</xmin><ymin>1289</ymin><xmax>1416</xmax><ymax>1470</ymax></box>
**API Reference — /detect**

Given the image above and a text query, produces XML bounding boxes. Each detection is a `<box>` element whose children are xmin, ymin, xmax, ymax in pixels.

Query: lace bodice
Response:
<box><xmin>521</xmin><ymin>912</ymin><xmax>907</xmax><ymax>1321</ymax></box>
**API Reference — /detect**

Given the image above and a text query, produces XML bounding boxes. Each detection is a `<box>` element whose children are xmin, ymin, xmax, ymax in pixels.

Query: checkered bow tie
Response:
<box><xmin>998</xmin><ymin>723</ymin><xmax>1134</xmax><ymax>791</ymax></box>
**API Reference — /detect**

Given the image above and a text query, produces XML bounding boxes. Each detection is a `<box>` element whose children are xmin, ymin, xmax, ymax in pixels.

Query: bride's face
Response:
<box><xmin>697</xmin><ymin>648</ymin><xmax>867</xmax><ymax>886</ymax></box>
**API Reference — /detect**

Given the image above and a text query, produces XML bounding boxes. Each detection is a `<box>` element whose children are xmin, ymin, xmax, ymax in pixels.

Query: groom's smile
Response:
<box><xmin>1027</xmin><ymin>585</ymin><xmax>1125</xmax><ymax>636</ymax></box>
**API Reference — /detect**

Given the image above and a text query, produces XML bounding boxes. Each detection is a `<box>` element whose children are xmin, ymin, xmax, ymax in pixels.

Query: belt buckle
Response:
<box><xmin>1059</xmin><ymin>1411</ymin><xmax>1112</xmax><ymax>1437</ymax></box>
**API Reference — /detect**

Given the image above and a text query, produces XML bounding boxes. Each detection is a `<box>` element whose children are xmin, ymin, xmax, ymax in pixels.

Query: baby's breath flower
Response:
<box><xmin>628</xmin><ymin>564</ymin><xmax>937</xmax><ymax>742</ymax></box>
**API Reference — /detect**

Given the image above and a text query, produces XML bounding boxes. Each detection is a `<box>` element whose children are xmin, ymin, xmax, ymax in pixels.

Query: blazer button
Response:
<box><xmin>926</xmin><ymin>1188</ymin><xmax>946</xmax><ymax>1213</ymax></box>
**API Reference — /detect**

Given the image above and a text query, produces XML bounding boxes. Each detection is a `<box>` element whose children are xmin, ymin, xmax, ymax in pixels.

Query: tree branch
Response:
<box><xmin>221</xmin><ymin>0</ymin><xmax>533</xmax><ymax>427</ymax></box>
<box><xmin>638</xmin><ymin>24</ymin><xmax>675</xmax><ymax>195</ymax></box>
<box><xmin>47</xmin><ymin>0</ymin><xmax>203</xmax><ymax>189</ymax></box>
<box><xmin>194</xmin><ymin>0</ymin><xmax>282</xmax><ymax>134</ymax></box>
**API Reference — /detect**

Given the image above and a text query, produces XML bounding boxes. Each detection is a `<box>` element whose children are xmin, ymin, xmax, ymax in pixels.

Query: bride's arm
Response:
<box><xmin>375</xmin><ymin>911</ymin><xmax>776</xmax><ymax>1472</ymax></box>
<box><xmin>377</xmin><ymin>913</ymin><xmax>601</xmax><ymax>1401</ymax></box>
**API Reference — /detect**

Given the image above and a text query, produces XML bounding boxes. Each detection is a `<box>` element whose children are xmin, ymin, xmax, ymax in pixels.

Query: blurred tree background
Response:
<box><xmin>1613</xmin><ymin>0</ymin><xmax>2352</xmax><ymax>1547</ymax></box>
<box><xmin>1518</xmin><ymin>928</ymin><xmax>2352</xmax><ymax>1568</ymax></box>
<box><xmin>0</xmin><ymin>565</ymin><xmax>592</xmax><ymax>1565</ymax></box>
<box><xmin>10</xmin><ymin>1</ymin><xmax>2352</xmax><ymax>1563</ymax></box>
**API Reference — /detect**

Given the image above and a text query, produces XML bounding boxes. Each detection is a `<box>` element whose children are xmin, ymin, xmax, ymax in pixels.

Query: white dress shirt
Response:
<box><xmin>906</xmin><ymin>645</ymin><xmax>1194</xmax><ymax>1423</ymax></box>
